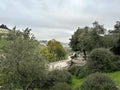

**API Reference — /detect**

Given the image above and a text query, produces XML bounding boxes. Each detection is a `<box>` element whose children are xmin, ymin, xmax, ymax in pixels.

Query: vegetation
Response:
<box><xmin>87</xmin><ymin>48</ymin><xmax>114</xmax><ymax>72</ymax></box>
<box><xmin>0</xmin><ymin>20</ymin><xmax>120</xmax><ymax>90</ymax></box>
<box><xmin>69</xmin><ymin>21</ymin><xmax>120</xmax><ymax>90</ymax></box>
<box><xmin>69</xmin><ymin>22</ymin><xmax>105</xmax><ymax>58</ymax></box>
<box><xmin>40</xmin><ymin>39</ymin><xmax>67</xmax><ymax>62</ymax></box>
<box><xmin>71</xmin><ymin>71</ymin><xmax>120</xmax><ymax>90</ymax></box>
<box><xmin>0</xmin><ymin>27</ymin><xmax>70</xmax><ymax>90</ymax></box>
<box><xmin>76</xmin><ymin>73</ymin><xmax>118</xmax><ymax>90</ymax></box>
<box><xmin>108</xmin><ymin>71</ymin><xmax>120</xmax><ymax>88</ymax></box>
<box><xmin>71</xmin><ymin>75</ymin><xmax>84</xmax><ymax>89</ymax></box>
<box><xmin>111</xmin><ymin>38</ymin><xmax>120</xmax><ymax>55</ymax></box>
<box><xmin>0</xmin><ymin>29</ymin><xmax>47</xmax><ymax>90</ymax></box>
<box><xmin>51</xmin><ymin>82</ymin><xmax>71</xmax><ymax>90</ymax></box>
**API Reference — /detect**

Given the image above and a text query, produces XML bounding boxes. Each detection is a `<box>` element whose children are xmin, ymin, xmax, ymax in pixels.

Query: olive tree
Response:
<box><xmin>0</xmin><ymin>29</ymin><xmax>47</xmax><ymax>90</ymax></box>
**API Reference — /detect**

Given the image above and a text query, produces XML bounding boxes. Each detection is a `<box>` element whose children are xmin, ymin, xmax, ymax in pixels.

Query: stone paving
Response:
<box><xmin>48</xmin><ymin>57</ymin><xmax>86</xmax><ymax>71</ymax></box>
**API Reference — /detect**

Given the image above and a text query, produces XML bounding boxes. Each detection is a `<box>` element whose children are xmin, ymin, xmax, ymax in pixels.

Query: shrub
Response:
<box><xmin>76</xmin><ymin>66</ymin><xmax>91</xmax><ymax>79</ymax></box>
<box><xmin>51</xmin><ymin>82</ymin><xmax>71</xmax><ymax>90</ymax></box>
<box><xmin>76</xmin><ymin>73</ymin><xmax>118</xmax><ymax>90</ymax></box>
<box><xmin>40</xmin><ymin>70</ymin><xmax>71</xmax><ymax>90</ymax></box>
<box><xmin>110</xmin><ymin>38</ymin><xmax>120</xmax><ymax>55</ymax></box>
<box><xmin>48</xmin><ymin>70</ymin><xmax>72</xmax><ymax>84</ymax></box>
<box><xmin>111</xmin><ymin>55</ymin><xmax>120</xmax><ymax>71</ymax></box>
<box><xmin>68</xmin><ymin>66</ymin><xmax>81</xmax><ymax>75</ymax></box>
<box><xmin>68</xmin><ymin>65</ymin><xmax>90</xmax><ymax>79</ymax></box>
<box><xmin>87</xmin><ymin>48</ymin><xmax>114</xmax><ymax>73</ymax></box>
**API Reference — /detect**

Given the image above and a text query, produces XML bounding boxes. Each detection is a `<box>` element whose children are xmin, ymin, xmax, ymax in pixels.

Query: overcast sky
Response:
<box><xmin>0</xmin><ymin>0</ymin><xmax>120</xmax><ymax>42</ymax></box>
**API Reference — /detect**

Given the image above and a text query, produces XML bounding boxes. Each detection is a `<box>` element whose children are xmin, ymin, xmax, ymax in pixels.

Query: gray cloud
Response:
<box><xmin>0</xmin><ymin>0</ymin><xmax>120</xmax><ymax>42</ymax></box>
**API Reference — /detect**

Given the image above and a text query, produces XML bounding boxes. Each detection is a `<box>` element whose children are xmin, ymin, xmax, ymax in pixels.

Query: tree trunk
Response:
<box><xmin>83</xmin><ymin>49</ymin><xmax>86</xmax><ymax>60</ymax></box>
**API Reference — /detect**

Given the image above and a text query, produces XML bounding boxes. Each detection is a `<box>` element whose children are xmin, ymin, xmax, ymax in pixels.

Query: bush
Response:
<box><xmin>87</xmin><ymin>48</ymin><xmax>114</xmax><ymax>73</ymax></box>
<box><xmin>51</xmin><ymin>82</ymin><xmax>71</xmax><ymax>90</ymax></box>
<box><xmin>111</xmin><ymin>55</ymin><xmax>120</xmax><ymax>71</ymax></box>
<box><xmin>40</xmin><ymin>70</ymin><xmax>71</xmax><ymax>90</ymax></box>
<box><xmin>68</xmin><ymin>66</ymin><xmax>81</xmax><ymax>75</ymax></box>
<box><xmin>70</xmin><ymin>48</ymin><xmax>120</xmax><ymax>79</ymax></box>
<box><xmin>76</xmin><ymin>66</ymin><xmax>91</xmax><ymax>79</ymax></box>
<box><xmin>76</xmin><ymin>73</ymin><xmax>118</xmax><ymax>90</ymax></box>
<box><xmin>49</xmin><ymin>70</ymin><xmax>72</xmax><ymax>84</ymax></box>
<box><xmin>68</xmin><ymin>66</ymin><xmax>90</xmax><ymax>79</ymax></box>
<box><xmin>110</xmin><ymin>38</ymin><xmax>120</xmax><ymax>55</ymax></box>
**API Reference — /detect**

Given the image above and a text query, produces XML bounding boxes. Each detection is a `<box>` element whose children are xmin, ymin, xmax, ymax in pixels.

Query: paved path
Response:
<box><xmin>48</xmin><ymin>57</ymin><xmax>86</xmax><ymax>71</ymax></box>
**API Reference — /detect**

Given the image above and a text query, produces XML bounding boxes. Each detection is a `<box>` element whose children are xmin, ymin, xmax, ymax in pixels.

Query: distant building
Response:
<box><xmin>0</xmin><ymin>24</ymin><xmax>11</xmax><ymax>39</ymax></box>
<box><xmin>0</xmin><ymin>28</ymin><xmax>9</xmax><ymax>34</ymax></box>
<box><xmin>39</xmin><ymin>40</ymin><xmax>48</xmax><ymax>46</ymax></box>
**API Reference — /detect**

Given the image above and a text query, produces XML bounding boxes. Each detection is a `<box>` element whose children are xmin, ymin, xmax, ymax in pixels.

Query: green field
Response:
<box><xmin>71</xmin><ymin>71</ymin><xmax>120</xmax><ymax>90</ymax></box>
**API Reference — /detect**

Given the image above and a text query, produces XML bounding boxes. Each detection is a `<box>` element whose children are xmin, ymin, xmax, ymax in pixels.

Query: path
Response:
<box><xmin>48</xmin><ymin>57</ymin><xmax>86</xmax><ymax>71</ymax></box>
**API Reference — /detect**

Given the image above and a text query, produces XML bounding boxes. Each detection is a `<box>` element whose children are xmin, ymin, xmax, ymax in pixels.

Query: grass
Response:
<box><xmin>71</xmin><ymin>71</ymin><xmax>120</xmax><ymax>90</ymax></box>
<box><xmin>108</xmin><ymin>71</ymin><xmax>120</xmax><ymax>88</ymax></box>
<box><xmin>71</xmin><ymin>75</ymin><xmax>84</xmax><ymax>90</ymax></box>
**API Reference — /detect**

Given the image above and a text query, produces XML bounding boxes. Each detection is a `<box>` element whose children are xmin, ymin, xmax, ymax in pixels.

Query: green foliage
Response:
<box><xmin>101</xmin><ymin>34</ymin><xmax>118</xmax><ymax>48</ymax></box>
<box><xmin>40</xmin><ymin>47</ymin><xmax>56</xmax><ymax>62</ymax></box>
<box><xmin>0</xmin><ymin>39</ymin><xmax>9</xmax><ymax>49</ymax></box>
<box><xmin>87</xmin><ymin>48</ymin><xmax>114</xmax><ymax>72</ymax></box>
<box><xmin>68</xmin><ymin>66</ymin><xmax>81</xmax><ymax>75</ymax></box>
<box><xmin>69</xmin><ymin>25</ymin><xmax>103</xmax><ymax>52</ymax></box>
<box><xmin>47</xmin><ymin>39</ymin><xmax>67</xmax><ymax>60</ymax></box>
<box><xmin>68</xmin><ymin>65</ymin><xmax>90</xmax><ymax>79</ymax></box>
<box><xmin>111</xmin><ymin>55</ymin><xmax>120</xmax><ymax>71</ymax></box>
<box><xmin>108</xmin><ymin>71</ymin><xmax>120</xmax><ymax>89</ymax></box>
<box><xmin>92</xmin><ymin>21</ymin><xmax>106</xmax><ymax>34</ymax></box>
<box><xmin>70</xmin><ymin>27</ymin><xmax>92</xmax><ymax>51</ymax></box>
<box><xmin>69</xmin><ymin>48</ymin><xmax>120</xmax><ymax>80</ymax></box>
<box><xmin>0</xmin><ymin>29</ymin><xmax>47</xmax><ymax>90</ymax></box>
<box><xmin>48</xmin><ymin>70</ymin><xmax>72</xmax><ymax>84</ymax></box>
<box><xmin>71</xmin><ymin>71</ymin><xmax>120</xmax><ymax>90</ymax></box>
<box><xmin>111</xmin><ymin>38</ymin><xmax>120</xmax><ymax>55</ymax></box>
<box><xmin>39</xmin><ymin>70</ymin><xmax>72</xmax><ymax>90</ymax></box>
<box><xmin>40</xmin><ymin>39</ymin><xmax>67</xmax><ymax>62</ymax></box>
<box><xmin>51</xmin><ymin>82</ymin><xmax>71</xmax><ymax>90</ymax></box>
<box><xmin>76</xmin><ymin>66</ymin><xmax>90</xmax><ymax>79</ymax></box>
<box><xmin>76</xmin><ymin>73</ymin><xmax>118</xmax><ymax>90</ymax></box>
<box><xmin>110</xmin><ymin>21</ymin><xmax>120</xmax><ymax>34</ymax></box>
<box><xmin>71</xmin><ymin>75</ymin><xmax>84</xmax><ymax>90</ymax></box>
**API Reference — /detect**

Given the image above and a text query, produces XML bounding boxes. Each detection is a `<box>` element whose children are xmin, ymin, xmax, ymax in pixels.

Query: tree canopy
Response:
<box><xmin>0</xmin><ymin>28</ymin><xmax>46</xmax><ymax>90</ymax></box>
<box><xmin>40</xmin><ymin>39</ymin><xmax>67</xmax><ymax>62</ymax></box>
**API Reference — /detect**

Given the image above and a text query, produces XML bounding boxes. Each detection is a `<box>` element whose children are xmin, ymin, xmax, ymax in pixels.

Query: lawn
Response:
<box><xmin>108</xmin><ymin>71</ymin><xmax>120</xmax><ymax>89</ymax></box>
<box><xmin>71</xmin><ymin>71</ymin><xmax>120</xmax><ymax>90</ymax></box>
<box><xmin>71</xmin><ymin>75</ymin><xmax>84</xmax><ymax>90</ymax></box>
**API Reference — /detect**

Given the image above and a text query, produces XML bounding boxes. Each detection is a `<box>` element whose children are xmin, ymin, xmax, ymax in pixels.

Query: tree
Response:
<box><xmin>87</xmin><ymin>48</ymin><xmax>114</xmax><ymax>73</ymax></box>
<box><xmin>0</xmin><ymin>29</ymin><xmax>47</xmax><ymax>90</ymax></box>
<box><xmin>92</xmin><ymin>21</ymin><xmax>106</xmax><ymax>34</ymax></box>
<box><xmin>69</xmin><ymin>24</ymin><xmax>103</xmax><ymax>59</ymax></box>
<box><xmin>47</xmin><ymin>39</ymin><xmax>67</xmax><ymax>61</ymax></box>
<box><xmin>101</xmin><ymin>34</ymin><xmax>118</xmax><ymax>48</ymax></box>
<box><xmin>109</xmin><ymin>21</ymin><xmax>120</xmax><ymax>55</ymax></box>
<box><xmin>109</xmin><ymin>21</ymin><xmax>120</xmax><ymax>35</ymax></box>
<box><xmin>0</xmin><ymin>24</ymin><xmax>9</xmax><ymax>29</ymax></box>
<box><xmin>76</xmin><ymin>73</ymin><xmax>118</xmax><ymax>90</ymax></box>
<box><xmin>40</xmin><ymin>47</ymin><xmax>56</xmax><ymax>62</ymax></box>
<box><xmin>69</xmin><ymin>27</ymin><xmax>92</xmax><ymax>59</ymax></box>
<box><xmin>111</xmin><ymin>38</ymin><xmax>120</xmax><ymax>55</ymax></box>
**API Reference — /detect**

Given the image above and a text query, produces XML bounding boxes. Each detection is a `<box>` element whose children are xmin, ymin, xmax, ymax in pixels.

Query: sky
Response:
<box><xmin>0</xmin><ymin>0</ymin><xmax>120</xmax><ymax>43</ymax></box>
